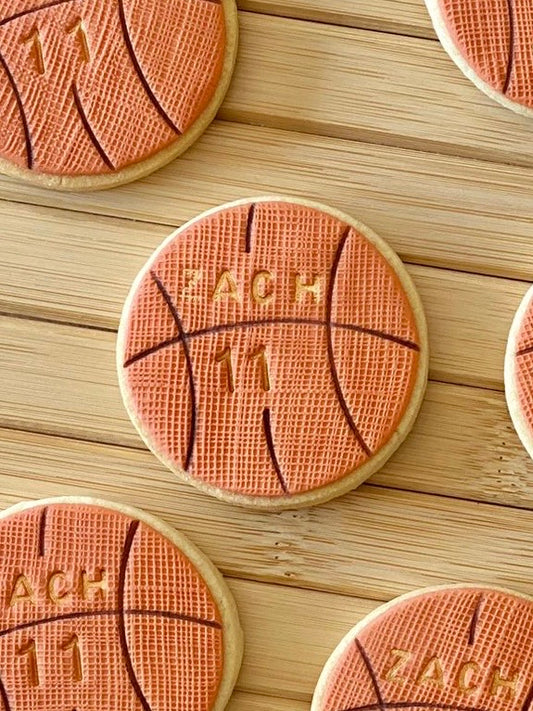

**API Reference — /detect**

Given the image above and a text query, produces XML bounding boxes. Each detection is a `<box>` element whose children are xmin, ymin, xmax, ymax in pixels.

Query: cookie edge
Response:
<box><xmin>116</xmin><ymin>195</ymin><xmax>429</xmax><ymax>511</ymax></box>
<box><xmin>0</xmin><ymin>0</ymin><xmax>239</xmax><ymax>191</ymax></box>
<box><xmin>424</xmin><ymin>0</ymin><xmax>533</xmax><ymax>117</ymax></box>
<box><xmin>0</xmin><ymin>495</ymin><xmax>244</xmax><ymax>711</ymax></box>
<box><xmin>310</xmin><ymin>583</ymin><xmax>533</xmax><ymax>711</ymax></box>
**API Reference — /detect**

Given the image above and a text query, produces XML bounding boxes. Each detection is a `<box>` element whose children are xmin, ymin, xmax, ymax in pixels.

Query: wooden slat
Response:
<box><xmin>3</xmin><ymin>122</ymin><xmax>533</xmax><ymax>281</ymax></box>
<box><xmin>237</xmin><ymin>0</ymin><xmax>433</xmax><ymax>37</ymax></box>
<box><xmin>229</xmin><ymin>692</ymin><xmax>307</xmax><ymax>711</ymax></box>
<box><xmin>0</xmin><ymin>202</ymin><xmax>527</xmax><ymax>391</ymax></box>
<box><xmin>1</xmin><ymin>427</ymin><xmax>533</xmax><ymax>602</ymax></box>
<box><xmin>0</xmin><ymin>317</ymin><xmax>531</xmax><ymax>509</ymax></box>
<box><xmin>218</xmin><ymin>14</ymin><xmax>533</xmax><ymax>169</ymax></box>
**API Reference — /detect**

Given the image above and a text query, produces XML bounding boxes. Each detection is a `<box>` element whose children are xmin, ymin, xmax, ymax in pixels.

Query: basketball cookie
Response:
<box><xmin>312</xmin><ymin>585</ymin><xmax>533</xmax><ymax>711</ymax></box>
<box><xmin>117</xmin><ymin>197</ymin><xmax>428</xmax><ymax>510</ymax></box>
<box><xmin>505</xmin><ymin>285</ymin><xmax>533</xmax><ymax>459</ymax></box>
<box><xmin>0</xmin><ymin>0</ymin><xmax>237</xmax><ymax>190</ymax></box>
<box><xmin>0</xmin><ymin>497</ymin><xmax>242</xmax><ymax>711</ymax></box>
<box><xmin>424</xmin><ymin>0</ymin><xmax>533</xmax><ymax>116</ymax></box>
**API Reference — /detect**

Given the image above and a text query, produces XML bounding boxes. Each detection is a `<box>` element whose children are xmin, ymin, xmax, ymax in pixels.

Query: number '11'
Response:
<box><xmin>215</xmin><ymin>345</ymin><xmax>271</xmax><ymax>393</ymax></box>
<box><xmin>17</xmin><ymin>634</ymin><xmax>83</xmax><ymax>686</ymax></box>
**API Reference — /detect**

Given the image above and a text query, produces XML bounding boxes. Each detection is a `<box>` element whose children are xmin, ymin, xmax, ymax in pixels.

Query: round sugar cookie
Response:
<box><xmin>117</xmin><ymin>197</ymin><xmax>428</xmax><ymax>510</ymax></box>
<box><xmin>505</xmin><ymin>284</ymin><xmax>533</xmax><ymax>459</ymax></box>
<box><xmin>0</xmin><ymin>497</ymin><xmax>242</xmax><ymax>711</ymax></box>
<box><xmin>0</xmin><ymin>0</ymin><xmax>237</xmax><ymax>190</ymax></box>
<box><xmin>312</xmin><ymin>585</ymin><xmax>533</xmax><ymax>711</ymax></box>
<box><xmin>425</xmin><ymin>0</ymin><xmax>533</xmax><ymax>116</ymax></box>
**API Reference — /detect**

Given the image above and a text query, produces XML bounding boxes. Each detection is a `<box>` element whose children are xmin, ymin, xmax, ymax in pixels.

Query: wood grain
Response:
<box><xmin>0</xmin><ymin>314</ymin><xmax>531</xmax><ymax>509</ymax></box>
<box><xmin>218</xmin><ymin>15</ymin><xmax>533</xmax><ymax>169</ymax></box>
<box><xmin>237</xmin><ymin>0</ymin><xmax>433</xmax><ymax>36</ymax></box>
<box><xmin>3</xmin><ymin>121</ymin><xmax>533</xmax><ymax>280</ymax></box>
<box><xmin>1</xmin><ymin>427</ymin><xmax>533</xmax><ymax>604</ymax></box>
<box><xmin>0</xmin><ymin>202</ymin><xmax>527</xmax><ymax>391</ymax></box>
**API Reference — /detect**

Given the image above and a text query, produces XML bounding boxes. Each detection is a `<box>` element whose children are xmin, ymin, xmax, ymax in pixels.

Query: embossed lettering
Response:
<box><xmin>490</xmin><ymin>668</ymin><xmax>519</xmax><ymax>699</ymax></box>
<box><xmin>67</xmin><ymin>18</ymin><xmax>90</xmax><ymax>62</ymax></box>
<box><xmin>456</xmin><ymin>661</ymin><xmax>479</xmax><ymax>695</ymax></box>
<box><xmin>22</xmin><ymin>27</ymin><xmax>45</xmax><ymax>75</ymax></box>
<box><xmin>215</xmin><ymin>346</ymin><xmax>235</xmax><ymax>393</ymax></box>
<box><xmin>81</xmin><ymin>569</ymin><xmax>107</xmax><ymax>600</ymax></box>
<box><xmin>8</xmin><ymin>574</ymin><xmax>35</xmax><ymax>608</ymax></box>
<box><xmin>61</xmin><ymin>634</ymin><xmax>83</xmax><ymax>682</ymax></box>
<box><xmin>250</xmin><ymin>345</ymin><xmax>271</xmax><ymax>391</ymax></box>
<box><xmin>17</xmin><ymin>639</ymin><xmax>39</xmax><ymax>687</ymax></box>
<box><xmin>252</xmin><ymin>271</ymin><xmax>274</xmax><ymax>306</ymax></box>
<box><xmin>182</xmin><ymin>269</ymin><xmax>202</xmax><ymax>300</ymax></box>
<box><xmin>213</xmin><ymin>271</ymin><xmax>240</xmax><ymax>303</ymax></box>
<box><xmin>47</xmin><ymin>571</ymin><xmax>71</xmax><ymax>605</ymax></box>
<box><xmin>294</xmin><ymin>274</ymin><xmax>323</xmax><ymax>304</ymax></box>
<box><xmin>416</xmin><ymin>656</ymin><xmax>444</xmax><ymax>688</ymax></box>
<box><xmin>382</xmin><ymin>649</ymin><xmax>411</xmax><ymax>684</ymax></box>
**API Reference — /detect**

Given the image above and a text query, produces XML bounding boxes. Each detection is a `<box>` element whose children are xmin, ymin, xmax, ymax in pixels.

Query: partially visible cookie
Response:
<box><xmin>505</xmin><ymin>285</ymin><xmax>533</xmax><ymax>459</ymax></box>
<box><xmin>0</xmin><ymin>0</ymin><xmax>237</xmax><ymax>190</ymax></box>
<box><xmin>312</xmin><ymin>585</ymin><xmax>533</xmax><ymax>711</ymax></box>
<box><xmin>425</xmin><ymin>0</ymin><xmax>533</xmax><ymax>116</ymax></box>
<box><xmin>0</xmin><ymin>497</ymin><xmax>242</xmax><ymax>711</ymax></box>
<box><xmin>117</xmin><ymin>196</ymin><xmax>428</xmax><ymax>510</ymax></box>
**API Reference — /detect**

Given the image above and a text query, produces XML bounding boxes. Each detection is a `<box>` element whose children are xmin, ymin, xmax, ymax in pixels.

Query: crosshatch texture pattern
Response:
<box><xmin>506</xmin><ymin>287</ymin><xmax>533</xmax><ymax>457</ymax></box>
<box><xmin>0</xmin><ymin>501</ymin><xmax>225</xmax><ymax>711</ymax></box>
<box><xmin>118</xmin><ymin>199</ymin><xmax>424</xmax><ymax>502</ymax></box>
<box><xmin>313</xmin><ymin>586</ymin><xmax>533</xmax><ymax>711</ymax></box>
<box><xmin>0</xmin><ymin>0</ymin><xmax>226</xmax><ymax>176</ymax></box>
<box><xmin>436</xmin><ymin>0</ymin><xmax>533</xmax><ymax>108</ymax></box>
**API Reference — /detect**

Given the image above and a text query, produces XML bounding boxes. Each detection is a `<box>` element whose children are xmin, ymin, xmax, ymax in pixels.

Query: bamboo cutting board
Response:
<box><xmin>1</xmin><ymin>1</ymin><xmax>533</xmax><ymax>709</ymax></box>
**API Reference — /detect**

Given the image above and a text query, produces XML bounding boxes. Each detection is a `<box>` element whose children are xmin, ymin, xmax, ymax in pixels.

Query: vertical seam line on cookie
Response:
<box><xmin>0</xmin><ymin>673</ymin><xmax>11</xmax><ymax>711</ymax></box>
<box><xmin>117</xmin><ymin>0</ymin><xmax>182</xmax><ymax>135</ymax></box>
<box><xmin>502</xmin><ymin>0</ymin><xmax>515</xmax><ymax>94</ymax></box>
<box><xmin>123</xmin><ymin>319</ymin><xmax>419</xmax><ymax>368</ymax></box>
<box><xmin>244</xmin><ymin>203</ymin><xmax>256</xmax><ymax>253</ymax></box>
<box><xmin>151</xmin><ymin>270</ymin><xmax>197</xmax><ymax>471</ymax></box>
<box><xmin>354</xmin><ymin>638</ymin><xmax>386</xmax><ymax>711</ymax></box>
<box><xmin>71</xmin><ymin>82</ymin><xmax>115</xmax><ymax>170</ymax></box>
<box><xmin>38</xmin><ymin>507</ymin><xmax>47</xmax><ymax>557</ymax></box>
<box><xmin>467</xmin><ymin>593</ymin><xmax>483</xmax><ymax>645</ymax></box>
<box><xmin>326</xmin><ymin>225</ymin><xmax>372</xmax><ymax>458</ymax></box>
<box><xmin>0</xmin><ymin>0</ymin><xmax>76</xmax><ymax>26</ymax></box>
<box><xmin>0</xmin><ymin>50</ymin><xmax>33</xmax><ymax>169</ymax></box>
<box><xmin>118</xmin><ymin>519</ymin><xmax>153</xmax><ymax>711</ymax></box>
<box><xmin>262</xmin><ymin>407</ymin><xmax>289</xmax><ymax>494</ymax></box>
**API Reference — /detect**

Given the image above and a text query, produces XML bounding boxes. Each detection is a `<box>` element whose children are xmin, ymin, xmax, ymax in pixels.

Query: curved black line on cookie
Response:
<box><xmin>468</xmin><ymin>593</ymin><xmax>483</xmax><ymax>645</ymax></box>
<box><xmin>262</xmin><ymin>408</ymin><xmax>289</xmax><ymax>494</ymax></box>
<box><xmin>354</xmin><ymin>638</ymin><xmax>386</xmax><ymax>711</ymax></box>
<box><xmin>72</xmin><ymin>83</ymin><xmax>115</xmax><ymax>170</ymax></box>
<box><xmin>124</xmin><ymin>318</ymin><xmax>419</xmax><ymax>368</ymax></box>
<box><xmin>327</xmin><ymin>225</ymin><xmax>372</xmax><ymax>458</ymax></box>
<box><xmin>0</xmin><ymin>608</ymin><xmax>221</xmax><ymax>637</ymax></box>
<box><xmin>150</xmin><ymin>271</ymin><xmax>197</xmax><ymax>471</ymax></box>
<box><xmin>117</xmin><ymin>0</ymin><xmax>182</xmax><ymax>135</ymax></box>
<box><xmin>38</xmin><ymin>507</ymin><xmax>47</xmax><ymax>557</ymax></box>
<box><xmin>118</xmin><ymin>520</ymin><xmax>152</xmax><ymax>711</ymax></box>
<box><xmin>502</xmin><ymin>0</ymin><xmax>515</xmax><ymax>95</ymax></box>
<box><xmin>0</xmin><ymin>0</ymin><xmax>76</xmax><ymax>26</ymax></box>
<box><xmin>0</xmin><ymin>50</ymin><xmax>33</xmax><ymax>169</ymax></box>
<box><xmin>339</xmin><ymin>702</ymin><xmax>495</xmax><ymax>711</ymax></box>
<box><xmin>244</xmin><ymin>203</ymin><xmax>255</xmax><ymax>253</ymax></box>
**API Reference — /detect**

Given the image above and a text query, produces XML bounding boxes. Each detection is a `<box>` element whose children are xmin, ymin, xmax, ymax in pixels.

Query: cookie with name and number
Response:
<box><xmin>425</xmin><ymin>0</ymin><xmax>533</xmax><ymax>116</ymax></box>
<box><xmin>312</xmin><ymin>585</ymin><xmax>533</xmax><ymax>711</ymax></box>
<box><xmin>0</xmin><ymin>0</ymin><xmax>237</xmax><ymax>190</ymax></box>
<box><xmin>117</xmin><ymin>197</ymin><xmax>428</xmax><ymax>510</ymax></box>
<box><xmin>0</xmin><ymin>497</ymin><xmax>242</xmax><ymax>711</ymax></box>
<box><xmin>505</xmin><ymin>285</ymin><xmax>533</xmax><ymax>460</ymax></box>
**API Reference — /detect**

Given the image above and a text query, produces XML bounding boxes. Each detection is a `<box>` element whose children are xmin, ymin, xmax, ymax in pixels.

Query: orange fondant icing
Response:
<box><xmin>119</xmin><ymin>200</ymin><xmax>422</xmax><ymax>499</ymax></box>
<box><xmin>0</xmin><ymin>0</ymin><xmax>226</xmax><ymax>175</ymax></box>
<box><xmin>512</xmin><ymin>289</ymin><xmax>533</xmax><ymax>440</ymax></box>
<box><xmin>315</xmin><ymin>587</ymin><xmax>533</xmax><ymax>711</ymax></box>
<box><xmin>438</xmin><ymin>0</ymin><xmax>533</xmax><ymax>108</ymax></box>
<box><xmin>0</xmin><ymin>502</ymin><xmax>224</xmax><ymax>711</ymax></box>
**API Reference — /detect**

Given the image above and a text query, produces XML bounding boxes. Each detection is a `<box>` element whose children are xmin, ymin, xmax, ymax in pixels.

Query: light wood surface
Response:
<box><xmin>1</xmin><ymin>1</ymin><xmax>533</xmax><ymax>708</ymax></box>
